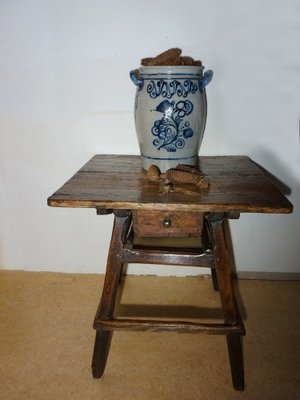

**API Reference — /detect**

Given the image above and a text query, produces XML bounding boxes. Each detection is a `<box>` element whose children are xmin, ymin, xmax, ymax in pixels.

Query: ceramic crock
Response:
<box><xmin>130</xmin><ymin>65</ymin><xmax>213</xmax><ymax>172</ymax></box>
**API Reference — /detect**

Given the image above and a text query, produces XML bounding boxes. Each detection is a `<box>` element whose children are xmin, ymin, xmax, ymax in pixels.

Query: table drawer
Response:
<box><xmin>132</xmin><ymin>210</ymin><xmax>204</xmax><ymax>237</ymax></box>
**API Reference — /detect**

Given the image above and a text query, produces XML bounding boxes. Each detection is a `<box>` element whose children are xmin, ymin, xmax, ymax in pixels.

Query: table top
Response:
<box><xmin>47</xmin><ymin>155</ymin><xmax>293</xmax><ymax>214</ymax></box>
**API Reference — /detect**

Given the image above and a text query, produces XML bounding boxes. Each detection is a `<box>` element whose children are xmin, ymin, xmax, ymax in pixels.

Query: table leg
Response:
<box><xmin>209</xmin><ymin>213</ymin><xmax>244</xmax><ymax>390</ymax></box>
<box><xmin>203</xmin><ymin>217</ymin><xmax>219</xmax><ymax>291</ymax></box>
<box><xmin>92</xmin><ymin>331</ymin><xmax>113</xmax><ymax>378</ymax></box>
<box><xmin>226</xmin><ymin>335</ymin><xmax>244</xmax><ymax>391</ymax></box>
<box><xmin>210</xmin><ymin>268</ymin><xmax>219</xmax><ymax>291</ymax></box>
<box><xmin>92</xmin><ymin>210</ymin><xmax>131</xmax><ymax>378</ymax></box>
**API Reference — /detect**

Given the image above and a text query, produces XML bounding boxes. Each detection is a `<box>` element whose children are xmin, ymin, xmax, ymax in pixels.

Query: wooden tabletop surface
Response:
<box><xmin>47</xmin><ymin>155</ymin><xmax>293</xmax><ymax>213</ymax></box>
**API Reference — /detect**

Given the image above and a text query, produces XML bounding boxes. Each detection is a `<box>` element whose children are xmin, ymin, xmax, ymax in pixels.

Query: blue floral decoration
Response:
<box><xmin>151</xmin><ymin>100</ymin><xmax>194</xmax><ymax>152</ymax></box>
<box><xmin>147</xmin><ymin>79</ymin><xmax>198</xmax><ymax>99</ymax></box>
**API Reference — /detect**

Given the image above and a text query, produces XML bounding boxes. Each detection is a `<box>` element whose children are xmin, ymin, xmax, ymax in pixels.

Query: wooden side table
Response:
<box><xmin>48</xmin><ymin>155</ymin><xmax>293</xmax><ymax>391</ymax></box>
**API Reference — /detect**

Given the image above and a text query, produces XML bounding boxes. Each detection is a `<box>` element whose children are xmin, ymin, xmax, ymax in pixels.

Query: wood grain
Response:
<box><xmin>48</xmin><ymin>155</ymin><xmax>293</xmax><ymax>391</ymax></box>
<box><xmin>94</xmin><ymin>318</ymin><xmax>245</xmax><ymax>335</ymax></box>
<box><xmin>48</xmin><ymin>155</ymin><xmax>293</xmax><ymax>213</ymax></box>
<box><xmin>132</xmin><ymin>210</ymin><xmax>204</xmax><ymax>237</ymax></box>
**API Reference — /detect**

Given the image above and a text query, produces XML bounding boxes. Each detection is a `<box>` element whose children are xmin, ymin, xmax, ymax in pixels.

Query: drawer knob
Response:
<box><xmin>162</xmin><ymin>217</ymin><xmax>172</xmax><ymax>228</ymax></box>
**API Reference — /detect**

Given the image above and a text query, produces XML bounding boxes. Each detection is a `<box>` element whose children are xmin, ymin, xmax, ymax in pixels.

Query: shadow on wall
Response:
<box><xmin>233</xmin><ymin>147</ymin><xmax>299</xmax><ymax>274</ymax></box>
<box><xmin>250</xmin><ymin>149</ymin><xmax>295</xmax><ymax>196</ymax></box>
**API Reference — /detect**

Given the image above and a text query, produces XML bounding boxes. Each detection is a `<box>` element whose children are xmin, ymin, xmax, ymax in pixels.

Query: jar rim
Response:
<box><xmin>139</xmin><ymin>65</ymin><xmax>204</xmax><ymax>69</ymax></box>
<box><xmin>139</xmin><ymin>65</ymin><xmax>204</xmax><ymax>76</ymax></box>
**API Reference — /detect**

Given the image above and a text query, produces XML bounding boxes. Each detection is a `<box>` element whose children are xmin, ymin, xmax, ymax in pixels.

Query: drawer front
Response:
<box><xmin>133</xmin><ymin>210</ymin><xmax>204</xmax><ymax>237</ymax></box>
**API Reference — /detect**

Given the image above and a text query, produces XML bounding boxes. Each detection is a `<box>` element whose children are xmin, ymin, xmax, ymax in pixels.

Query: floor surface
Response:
<box><xmin>0</xmin><ymin>271</ymin><xmax>299</xmax><ymax>400</ymax></box>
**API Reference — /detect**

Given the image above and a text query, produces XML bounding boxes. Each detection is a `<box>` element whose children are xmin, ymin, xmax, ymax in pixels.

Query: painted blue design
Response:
<box><xmin>151</xmin><ymin>100</ymin><xmax>194</xmax><ymax>152</ymax></box>
<box><xmin>130</xmin><ymin>69</ymin><xmax>144</xmax><ymax>89</ymax></box>
<box><xmin>199</xmin><ymin>70</ymin><xmax>213</xmax><ymax>93</ymax></box>
<box><xmin>147</xmin><ymin>80</ymin><xmax>198</xmax><ymax>99</ymax></box>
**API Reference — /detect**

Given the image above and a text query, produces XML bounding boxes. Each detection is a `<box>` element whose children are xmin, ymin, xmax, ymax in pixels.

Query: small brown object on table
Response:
<box><xmin>48</xmin><ymin>154</ymin><xmax>293</xmax><ymax>391</ymax></box>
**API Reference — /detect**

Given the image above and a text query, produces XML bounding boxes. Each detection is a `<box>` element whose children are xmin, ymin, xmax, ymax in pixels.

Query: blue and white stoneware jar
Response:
<box><xmin>130</xmin><ymin>65</ymin><xmax>213</xmax><ymax>172</ymax></box>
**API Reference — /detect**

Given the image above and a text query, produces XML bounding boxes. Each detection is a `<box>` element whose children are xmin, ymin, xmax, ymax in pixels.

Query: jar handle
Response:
<box><xmin>199</xmin><ymin>70</ymin><xmax>213</xmax><ymax>91</ymax></box>
<box><xmin>130</xmin><ymin>69</ymin><xmax>144</xmax><ymax>89</ymax></box>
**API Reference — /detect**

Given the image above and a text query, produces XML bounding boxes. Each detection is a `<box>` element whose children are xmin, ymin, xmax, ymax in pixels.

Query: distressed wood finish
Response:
<box><xmin>48</xmin><ymin>155</ymin><xmax>293</xmax><ymax>214</ymax></box>
<box><xmin>48</xmin><ymin>154</ymin><xmax>293</xmax><ymax>392</ymax></box>
<box><xmin>91</xmin><ymin>210</ymin><xmax>131</xmax><ymax>378</ymax></box>
<box><xmin>94</xmin><ymin>318</ymin><xmax>245</xmax><ymax>335</ymax></box>
<box><xmin>121</xmin><ymin>246</ymin><xmax>214</xmax><ymax>267</ymax></box>
<box><xmin>132</xmin><ymin>210</ymin><xmax>204</xmax><ymax>237</ymax></box>
<box><xmin>91</xmin><ymin>211</ymin><xmax>246</xmax><ymax>390</ymax></box>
